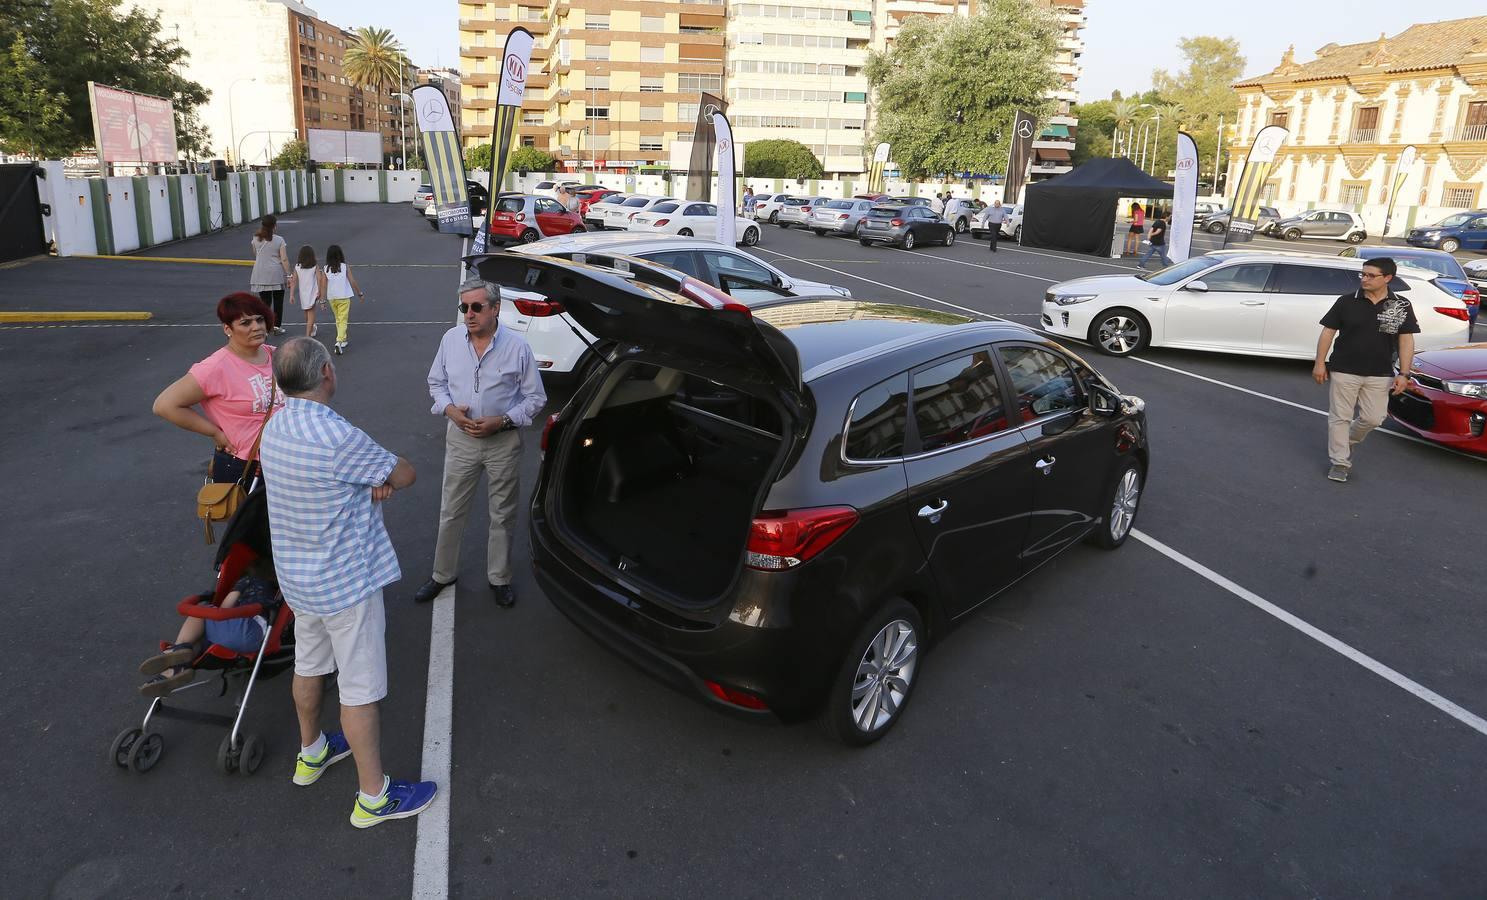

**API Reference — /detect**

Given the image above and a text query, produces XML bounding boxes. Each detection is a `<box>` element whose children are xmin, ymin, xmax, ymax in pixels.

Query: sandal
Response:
<box><xmin>139</xmin><ymin>667</ymin><xmax>195</xmax><ymax>698</ymax></box>
<box><xmin>139</xmin><ymin>642</ymin><xmax>197</xmax><ymax>676</ymax></box>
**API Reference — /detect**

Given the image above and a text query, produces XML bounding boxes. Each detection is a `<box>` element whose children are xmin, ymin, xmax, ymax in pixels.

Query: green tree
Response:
<box><xmin>1151</xmin><ymin>37</ymin><xmax>1245</xmax><ymax>186</ymax></box>
<box><xmin>343</xmin><ymin>27</ymin><xmax>404</xmax><ymax>139</ymax></box>
<box><xmin>464</xmin><ymin>143</ymin><xmax>492</xmax><ymax>171</ymax></box>
<box><xmin>743</xmin><ymin>139</ymin><xmax>824</xmax><ymax>179</ymax></box>
<box><xmin>865</xmin><ymin>0</ymin><xmax>1060</xmax><ymax>178</ymax></box>
<box><xmin>508</xmin><ymin>146</ymin><xmax>557</xmax><ymax>172</ymax></box>
<box><xmin>269</xmin><ymin>138</ymin><xmax>308</xmax><ymax>169</ymax></box>
<box><xmin>0</xmin><ymin>0</ymin><xmax>211</xmax><ymax>157</ymax></box>
<box><xmin>0</xmin><ymin>33</ymin><xmax>69</xmax><ymax>156</ymax></box>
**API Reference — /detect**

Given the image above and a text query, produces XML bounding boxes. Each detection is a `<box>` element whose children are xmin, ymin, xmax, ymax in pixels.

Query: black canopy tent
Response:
<box><xmin>1021</xmin><ymin>158</ymin><xmax>1174</xmax><ymax>256</ymax></box>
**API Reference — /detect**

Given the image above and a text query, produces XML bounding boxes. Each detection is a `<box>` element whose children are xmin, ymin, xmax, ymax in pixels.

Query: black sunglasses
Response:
<box><xmin>458</xmin><ymin>301</ymin><xmax>491</xmax><ymax>314</ymax></box>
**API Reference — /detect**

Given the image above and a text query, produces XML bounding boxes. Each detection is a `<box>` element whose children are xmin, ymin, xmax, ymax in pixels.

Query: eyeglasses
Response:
<box><xmin>1359</xmin><ymin>272</ymin><xmax>1385</xmax><ymax>279</ymax></box>
<box><xmin>458</xmin><ymin>302</ymin><xmax>489</xmax><ymax>314</ymax></box>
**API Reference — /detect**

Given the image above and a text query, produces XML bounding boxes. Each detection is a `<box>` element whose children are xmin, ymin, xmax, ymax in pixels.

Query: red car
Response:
<box><xmin>487</xmin><ymin>194</ymin><xmax>585</xmax><ymax>244</ymax></box>
<box><xmin>575</xmin><ymin>188</ymin><xmax>619</xmax><ymax>216</ymax></box>
<box><xmin>1391</xmin><ymin>344</ymin><xmax>1487</xmax><ymax>454</ymax></box>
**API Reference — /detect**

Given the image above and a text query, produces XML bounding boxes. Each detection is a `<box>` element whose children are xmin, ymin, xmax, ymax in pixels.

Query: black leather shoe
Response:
<box><xmin>413</xmin><ymin>578</ymin><xmax>454</xmax><ymax>604</ymax></box>
<box><xmin>491</xmin><ymin>583</ymin><xmax>515</xmax><ymax>608</ymax></box>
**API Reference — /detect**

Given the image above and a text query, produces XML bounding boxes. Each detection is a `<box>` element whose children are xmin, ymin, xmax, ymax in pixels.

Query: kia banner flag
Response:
<box><xmin>413</xmin><ymin>84</ymin><xmax>472</xmax><ymax>236</ymax></box>
<box><xmin>713</xmin><ymin>112</ymin><xmax>738</xmax><ymax>247</ymax></box>
<box><xmin>1002</xmin><ymin>110</ymin><xmax>1037</xmax><ymax>204</ymax></box>
<box><xmin>473</xmin><ymin>26</ymin><xmax>534</xmax><ymax>255</ymax></box>
<box><xmin>1169</xmin><ymin>131</ymin><xmax>1200</xmax><ymax>263</ymax></box>
<box><xmin>1225</xmin><ymin>125</ymin><xmax>1287</xmax><ymax>245</ymax></box>
<box><xmin>1383</xmin><ymin>145</ymin><xmax>1416</xmax><ymax>237</ymax></box>
<box><xmin>867</xmin><ymin>142</ymin><xmax>890</xmax><ymax>195</ymax></box>
<box><xmin>686</xmin><ymin>92</ymin><xmax>727</xmax><ymax>202</ymax></box>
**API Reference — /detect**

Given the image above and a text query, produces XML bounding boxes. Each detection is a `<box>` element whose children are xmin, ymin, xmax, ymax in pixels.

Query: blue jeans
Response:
<box><xmin>1139</xmin><ymin>243</ymin><xmax>1172</xmax><ymax>268</ymax></box>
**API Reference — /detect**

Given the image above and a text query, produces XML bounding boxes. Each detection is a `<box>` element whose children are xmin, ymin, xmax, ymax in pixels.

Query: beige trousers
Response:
<box><xmin>432</xmin><ymin>422</ymin><xmax>522</xmax><ymax>585</ymax></box>
<box><xmin>1327</xmin><ymin>372</ymin><xmax>1392</xmax><ymax>467</ymax></box>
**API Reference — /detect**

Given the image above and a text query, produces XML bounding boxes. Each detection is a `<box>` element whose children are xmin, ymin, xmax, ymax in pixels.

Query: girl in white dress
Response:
<box><xmin>294</xmin><ymin>245</ymin><xmax>327</xmax><ymax>338</ymax></box>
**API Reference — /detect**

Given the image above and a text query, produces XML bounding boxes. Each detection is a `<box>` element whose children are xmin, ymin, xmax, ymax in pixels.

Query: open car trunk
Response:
<box><xmin>551</xmin><ymin>361</ymin><xmax>788</xmax><ymax>605</ymax></box>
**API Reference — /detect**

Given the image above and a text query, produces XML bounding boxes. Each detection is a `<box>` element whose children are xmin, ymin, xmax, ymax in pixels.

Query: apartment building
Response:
<box><xmin>459</xmin><ymin>0</ymin><xmax>552</xmax><ymax>152</ymax></box>
<box><xmin>1029</xmin><ymin>0</ymin><xmax>1085</xmax><ymax>181</ymax></box>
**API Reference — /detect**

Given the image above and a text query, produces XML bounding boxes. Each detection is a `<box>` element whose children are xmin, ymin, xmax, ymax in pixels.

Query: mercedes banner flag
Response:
<box><xmin>413</xmin><ymin>84</ymin><xmax>472</xmax><ymax>236</ymax></box>
<box><xmin>1003</xmin><ymin>110</ymin><xmax>1037</xmax><ymax>205</ymax></box>
<box><xmin>868</xmin><ymin>142</ymin><xmax>890</xmax><ymax>195</ymax></box>
<box><xmin>713</xmin><ymin>112</ymin><xmax>737</xmax><ymax>247</ymax></box>
<box><xmin>473</xmin><ymin>26</ymin><xmax>534</xmax><ymax>254</ymax></box>
<box><xmin>686</xmin><ymin>92</ymin><xmax>727</xmax><ymax>202</ymax></box>
<box><xmin>1383</xmin><ymin>145</ymin><xmax>1417</xmax><ymax>237</ymax></box>
<box><xmin>1169</xmin><ymin>131</ymin><xmax>1200</xmax><ymax>263</ymax></box>
<box><xmin>1224</xmin><ymin>125</ymin><xmax>1288</xmax><ymax>245</ymax></box>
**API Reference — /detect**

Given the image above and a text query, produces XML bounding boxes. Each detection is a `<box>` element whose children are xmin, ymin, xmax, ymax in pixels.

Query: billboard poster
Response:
<box><xmin>88</xmin><ymin>82</ymin><xmax>178</xmax><ymax>165</ymax></box>
<box><xmin>413</xmin><ymin>84</ymin><xmax>472</xmax><ymax>235</ymax></box>
<box><xmin>1168</xmin><ymin>131</ymin><xmax>1200</xmax><ymax>263</ymax></box>
<box><xmin>307</xmin><ymin>129</ymin><xmax>382</xmax><ymax>165</ymax></box>
<box><xmin>1225</xmin><ymin>125</ymin><xmax>1288</xmax><ymax>244</ymax></box>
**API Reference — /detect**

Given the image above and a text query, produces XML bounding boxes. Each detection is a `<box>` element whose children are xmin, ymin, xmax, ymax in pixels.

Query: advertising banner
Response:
<box><xmin>1225</xmin><ymin>125</ymin><xmax>1288</xmax><ymax>244</ymax></box>
<box><xmin>685</xmin><ymin>92</ymin><xmax>727</xmax><ymax>202</ymax></box>
<box><xmin>413</xmin><ymin>84</ymin><xmax>472</xmax><ymax>235</ymax></box>
<box><xmin>1002</xmin><ymin>110</ymin><xmax>1037</xmax><ymax>205</ymax></box>
<box><xmin>1382</xmin><ymin>145</ymin><xmax>1416</xmax><ymax>237</ymax></box>
<box><xmin>1169</xmin><ymin>131</ymin><xmax>1200</xmax><ymax>263</ymax></box>
<box><xmin>307</xmin><ymin>128</ymin><xmax>382</xmax><ymax>165</ymax></box>
<box><xmin>474</xmin><ymin>27</ymin><xmax>535</xmax><ymax>255</ymax></box>
<box><xmin>867</xmin><ymin>142</ymin><xmax>890</xmax><ymax>194</ymax></box>
<box><xmin>88</xmin><ymin>82</ymin><xmax>178</xmax><ymax>165</ymax></box>
<box><xmin>713</xmin><ymin>112</ymin><xmax>737</xmax><ymax>247</ymax></box>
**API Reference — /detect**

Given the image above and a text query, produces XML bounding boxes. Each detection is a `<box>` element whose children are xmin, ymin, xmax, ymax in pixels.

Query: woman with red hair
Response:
<box><xmin>153</xmin><ymin>292</ymin><xmax>284</xmax><ymax>483</ymax></box>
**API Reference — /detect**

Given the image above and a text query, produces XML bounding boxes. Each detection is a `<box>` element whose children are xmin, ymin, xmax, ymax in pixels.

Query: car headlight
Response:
<box><xmin>1424</xmin><ymin>231</ymin><xmax>1441</xmax><ymax>239</ymax></box>
<box><xmin>1444</xmin><ymin>380</ymin><xmax>1487</xmax><ymax>398</ymax></box>
<box><xmin>1052</xmin><ymin>294</ymin><xmax>1098</xmax><ymax>306</ymax></box>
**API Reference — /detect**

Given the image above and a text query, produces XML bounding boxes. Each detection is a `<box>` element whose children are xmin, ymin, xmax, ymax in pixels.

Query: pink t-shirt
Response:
<box><xmin>1133</xmin><ymin>206</ymin><xmax>1146</xmax><ymax>228</ymax></box>
<box><xmin>188</xmin><ymin>345</ymin><xmax>282</xmax><ymax>458</ymax></box>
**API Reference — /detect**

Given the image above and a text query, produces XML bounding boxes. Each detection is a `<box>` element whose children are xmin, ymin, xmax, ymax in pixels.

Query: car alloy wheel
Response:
<box><xmin>1283</xmin><ymin>228</ymin><xmax>1301</xmax><ymax>241</ymax></box>
<box><xmin>520</xmin><ymin>228</ymin><xmax>540</xmax><ymax>243</ymax></box>
<box><xmin>1014</xmin><ymin>224</ymin><xmax>1022</xmax><ymax>242</ymax></box>
<box><xmin>1207</xmin><ymin>222</ymin><xmax>1225</xmax><ymax>234</ymax></box>
<box><xmin>678</xmin><ymin>228</ymin><xmax>693</xmax><ymax>237</ymax></box>
<box><xmin>768</xmin><ymin>211</ymin><xmax>779</xmax><ymax>223</ymax></box>
<box><xmin>825</xmin><ymin>601</ymin><xmax>923</xmax><ymax>745</ymax></box>
<box><xmin>903</xmin><ymin>232</ymin><xmax>917</xmax><ymax>250</ymax></box>
<box><xmin>1346</xmin><ymin>231</ymin><xmax>1364</xmax><ymax>244</ymax></box>
<box><xmin>1089</xmin><ymin>308</ymin><xmax>1148</xmax><ymax>356</ymax></box>
<box><xmin>742</xmin><ymin>227</ymin><xmax>760</xmax><ymax>246</ymax></box>
<box><xmin>955</xmin><ymin>217</ymin><xmax>968</xmax><ymax>233</ymax></box>
<box><xmin>1094</xmin><ymin>463</ymin><xmax>1142</xmax><ymax>549</ymax></box>
<box><xmin>943</xmin><ymin>229</ymin><xmax>955</xmax><ymax>247</ymax></box>
<box><xmin>1441</xmin><ymin>238</ymin><xmax>1460</xmax><ymax>253</ymax></box>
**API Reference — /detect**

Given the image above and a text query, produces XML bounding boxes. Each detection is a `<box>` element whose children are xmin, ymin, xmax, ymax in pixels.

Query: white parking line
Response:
<box><xmin>757</xmin><ymin>248</ymin><xmax>1005</xmax><ymax>318</ymax></box>
<box><xmin>412</xmin><ymin>587</ymin><xmax>457</xmax><ymax>900</ymax></box>
<box><xmin>1132</xmin><ymin>529</ymin><xmax>1487</xmax><ymax>740</ymax></box>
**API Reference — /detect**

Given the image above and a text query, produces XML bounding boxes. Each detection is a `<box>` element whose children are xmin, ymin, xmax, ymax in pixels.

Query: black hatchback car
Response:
<box><xmin>475</xmin><ymin>254</ymin><xmax>1150</xmax><ymax>745</ymax></box>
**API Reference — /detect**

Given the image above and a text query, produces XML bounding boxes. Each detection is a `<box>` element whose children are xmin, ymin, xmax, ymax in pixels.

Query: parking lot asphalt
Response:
<box><xmin>3</xmin><ymin>203</ymin><xmax>1485</xmax><ymax>898</ymax></box>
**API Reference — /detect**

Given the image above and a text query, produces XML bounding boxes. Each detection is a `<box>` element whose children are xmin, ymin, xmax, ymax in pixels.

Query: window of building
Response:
<box><xmin>678</xmin><ymin>73</ymin><xmax>722</xmax><ymax>93</ymax></box>
<box><xmin>640</xmin><ymin>141</ymin><xmax>663</xmax><ymax>152</ymax></box>
<box><xmin>522</xmin><ymin>113</ymin><xmax>543</xmax><ymax>126</ymax></box>
<box><xmin>492</xmin><ymin>7</ymin><xmax>509</xmax><ymax>18</ymax></box>
<box><xmin>588</xmin><ymin>75</ymin><xmax>610</xmax><ymax>90</ymax></box>
<box><xmin>639</xmin><ymin>106</ymin><xmax>663</xmax><ymax>121</ymax></box>
<box><xmin>587</xmin><ymin>13</ymin><xmax>610</xmax><ymax>30</ymax></box>
<box><xmin>1340</xmin><ymin>182</ymin><xmax>1367</xmax><ymax>206</ymax></box>
<box><xmin>1269</xmin><ymin>111</ymin><xmax>1288</xmax><ymax>129</ymax></box>
<box><xmin>1443</xmin><ymin>186</ymin><xmax>1478</xmax><ymax>209</ymax></box>
<box><xmin>641</xmin><ymin>46</ymin><xmax>664</xmax><ymax>62</ymax></box>
<box><xmin>1460</xmin><ymin>102</ymin><xmax>1487</xmax><ymax>141</ymax></box>
<box><xmin>678</xmin><ymin>103</ymin><xmax>698</xmax><ymax>121</ymax></box>
<box><xmin>736</xmin><ymin>32</ymin><xmax>763</xmax><ymax>45</ymax></box>
<box><xmin>850</xmin><ymin>9</ymin><xmax>872</xmax><ymax>23</ymax></box>
<box><xmin>521</xmin><ymin>136</ymin><xmax>536</xmax><ymax>147</ymax></box>
<box><xmin>1351</xmin><ymin>106</ymin><xmax>1380</xmax><ymax>142</ymax></box>
<box><xmin>640</xmin><ymin>77</ymin><xmax>664</xmax><ymax>93</ymax></box>
<box><xmin>589</xmin><ymin>133</ymin><xmax>610</xmax><ymax>150</ymax></box>
<box><xmin>587</xmin><ymin>44</ymin><xmax>609</xmax><ymax>60</ymax></box>
<box><xmin>587</xmin><ymin>107</ymin><xmax>609</xmax><ymax>120</ymax></box>
<box><xmin>641</xmin><ymin>15</ymin><xmax>665</xmax><ymax>31</ymax></box>
<box><xmin>843</xmin><ymin>91</ymin><xmax>867</xmax><ymax>103</ymax></box>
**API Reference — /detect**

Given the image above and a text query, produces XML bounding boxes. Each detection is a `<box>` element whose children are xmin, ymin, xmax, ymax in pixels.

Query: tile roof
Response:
<box><xmin>1236</xmin><ymin>15</ymin><xmax>1487</xmax><ymax>87</ymax></box>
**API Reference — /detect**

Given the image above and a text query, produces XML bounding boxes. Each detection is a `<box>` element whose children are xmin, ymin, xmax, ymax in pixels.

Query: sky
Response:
<box><xmin>302</xmin><ymin>0</ymin><xmax>459</xmax><ymax>69</ymax></box>
<box><xmin>1079</xmin><ymin>2</ymin><xmax>1464</xmax><ymax>102</ymax></box>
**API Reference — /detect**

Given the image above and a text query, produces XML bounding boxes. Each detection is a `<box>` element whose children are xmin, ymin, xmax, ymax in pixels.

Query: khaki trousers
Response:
<box><xmin>432</xmin><ymin>422</ymin><xmax>522</xmax><ymax>585</ymax></box>
<box><xmin>1327</xmin><ymin>372</ymin><xmax>1391</xmax><ymax>467</ymax></box>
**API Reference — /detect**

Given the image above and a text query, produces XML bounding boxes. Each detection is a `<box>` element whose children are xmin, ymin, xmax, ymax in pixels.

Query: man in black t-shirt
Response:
<box><xmin>1313</xmin><ymin>257</ymin><xmax>1418</xmax><ymax>482</ymax></box>
<box><xmin>1138</xmin><ymin>213</ymin><xmax>1171</xmax><ymax>269</ymax></box>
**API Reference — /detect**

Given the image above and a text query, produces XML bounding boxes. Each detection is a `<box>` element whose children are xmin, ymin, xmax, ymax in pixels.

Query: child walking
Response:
<box><xmin>323</xmin><ymin>244</ymin><xmax>365</xmax><ymax>355</ymax></box>
<box><xmin>294</xmin><ymin>245</ymin><xmax>327</xmax><ymax>338</ymax></box>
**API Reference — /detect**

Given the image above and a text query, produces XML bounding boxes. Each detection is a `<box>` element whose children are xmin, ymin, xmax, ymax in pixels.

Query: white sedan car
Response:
<box><xmin>596</xmin><ymin>194</ymin><xmax>675</xmax><ymax>230</ymax></box>
<box><xmin>626</xmin><ymin>200</ymin><xmax>762</xmax><ymax>246</ymax></box>
<box><xmin>1041</xmin><ymin>250</ymin><xmax>1471</xmax><ymax>359</ymax></box>
<box><xmin>971</xmin><ymin>204</ymin><xmax>1023</xmax><ymax>241</ymax></box>
<box><xmin>493</xmin><ymin>232</ymin><xmax>852</xmax><ymax>379</ymax></box>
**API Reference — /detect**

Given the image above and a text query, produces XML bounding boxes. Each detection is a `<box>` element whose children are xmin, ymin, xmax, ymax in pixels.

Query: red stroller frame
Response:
<box><xmin>109</xmin><ymin>538</ymin><xmax>297</xmax><ymax>776</ymax></box>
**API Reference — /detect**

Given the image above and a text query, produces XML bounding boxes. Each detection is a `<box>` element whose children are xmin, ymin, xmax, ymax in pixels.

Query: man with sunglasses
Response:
<box><xmin>1312</xmin><ymin>257</ymin><xmax>1417</xmax><ymax>483</ymax></box>
<box><xmin>416</xmin><ymin>278</ymin><xmax>547</xmax><ymax>606</ymax></box>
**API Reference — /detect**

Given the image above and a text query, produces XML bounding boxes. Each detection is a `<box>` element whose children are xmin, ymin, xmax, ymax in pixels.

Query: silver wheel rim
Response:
<box><xmin>1110</xmin><ymin>468</ymin><xmax>1140</xmax><ymax>540</ymax></box>
<box><xmin>1097</xmin><ymin>316</ymin><xmax>1142</xmax><ymax>354</ymax></box>
<box><xmin>904</xmin><ymin>233</ymin><xmax>915</xmax><ymax>249</ymax></box>
<box><xmin>945</xmin><ymin>230</ymin><xmax>955</xmax><ymax>246</ymax></box>
<box><xmin>850</xmin><ymin>619</ymin><xmax>918</xmax><ymax>733</ymax></box>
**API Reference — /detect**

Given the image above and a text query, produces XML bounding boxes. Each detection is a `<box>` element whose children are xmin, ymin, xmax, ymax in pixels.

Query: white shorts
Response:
<box><xmin>292</xmin><ymin>588</ymin><xmax>388</xmax><ymax>706</ymax></box>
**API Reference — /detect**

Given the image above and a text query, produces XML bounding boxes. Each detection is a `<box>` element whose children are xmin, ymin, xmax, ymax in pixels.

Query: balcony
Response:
<box><xmin>458</xmin><ymin>18</ymin><xmax>502</xmax><ymax>30</ymax></box>
<box><xmin>1349</xmin><ymin>127</ymin><xmax>1378</xmax><ymax>143</ymax></box>
<box><xmin>1456</xmin><ymin>123</ymin><xmax>1487</xmax><ymax>141</ymax></box>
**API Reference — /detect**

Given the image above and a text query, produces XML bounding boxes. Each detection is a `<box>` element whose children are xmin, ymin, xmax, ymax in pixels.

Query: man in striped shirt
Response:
<box><xmin>260</xmin><ymin>337</ymin><xmax>435</xmax><ymax>829</ymax></box>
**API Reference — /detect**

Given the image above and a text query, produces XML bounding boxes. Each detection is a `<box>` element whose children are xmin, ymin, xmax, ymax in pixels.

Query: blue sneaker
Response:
<box><xmin>292</xmin><ymin>731</ymin><xmax>352</xmax><ymax>786</ymax></box>
<box><xmin>349</xmin><ymin>778</ymin><xmax>438</xmax><ymax>829</ymax></box>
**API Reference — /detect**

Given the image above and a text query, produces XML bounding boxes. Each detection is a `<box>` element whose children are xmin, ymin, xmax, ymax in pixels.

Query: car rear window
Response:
<box><xmin>845</xmin><ymin>372</ymin><xmax>909</xmax><ymax>461</ymax></box>
<box><xmin>826</xmin><ymin>200</ymin><xmax>854</xmax><ymax>209</ymax></box>
<box><xmin>623</xmin><ymin>197</ymin><xmax>651</xmax><ymax>208</ymax></box>
<box><xmin>594</xmin><ymin>195</ymin><xmax>624</xmax><ymax>205</ymax></box>
<box><xmin>495</xmin><ymin>198</ymin><xmax>524</xmax><ymax>213</ymax></box>
<box><xmin>418</xmin><ymin>184</ymin><xmax>432</xmax><ymax>192</ymax></box>
<box><xmin>1381</xmin><ymin>255</ymin><xmax>1462</xmax><ymax>279</ymax></box>
<box><xmin>867</xmin><ymin>207</ymin><xmax>901</xmax><ymax>219</ymax></box>
<box><xmin>651</xmin><ymin>201</ymin><xmax>680</xmax><ymax>213</ymax></box>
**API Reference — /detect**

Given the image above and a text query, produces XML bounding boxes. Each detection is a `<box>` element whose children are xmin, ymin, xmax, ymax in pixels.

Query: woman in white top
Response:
<box><xmin>293</xmin><ymin>244</ymin><xmax>328</xmax><ymax>337</ymax></box>
<box><xmin>322</xmin><ymin>244</ymin><xmax>365</xmax><ymax>354</ymax></box>
<box><xmin>249</xmin><ymin>215</ymin><xmax>292</xmax><ymax>334</ymax></box>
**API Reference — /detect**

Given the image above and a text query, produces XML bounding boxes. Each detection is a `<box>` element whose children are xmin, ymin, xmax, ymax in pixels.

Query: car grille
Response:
<box><xmin>1409</xmin><ymin>370</ymin><xmax>1445</xmax><ymax>391</ymax></box>
<box><xmin>1388</xmin><ymin>392</ymin><xmax>1435</xmax><ymax>430</ymax></box>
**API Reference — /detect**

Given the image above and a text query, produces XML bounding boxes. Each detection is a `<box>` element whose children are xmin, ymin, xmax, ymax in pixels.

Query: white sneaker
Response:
<box><xmin>310</xmin><ymin>324</ymin><xmax>318</xmax><ymax>337</ymax></box>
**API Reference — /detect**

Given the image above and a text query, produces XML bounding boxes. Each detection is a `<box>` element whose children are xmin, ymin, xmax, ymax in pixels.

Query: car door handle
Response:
<box><xmin>1035</xmin><ymin>456</ymin><xmax>1056</xmax><ymax>474</ymax></box>
<box><xmin>1146</xmin><ymin>296</ymin><xmax>1163</xmax><ymax>301</ymax></box>
<box><xmin>1240</xmin><ymin>300</ymin><xmax>1266</xmax><ymax>306</ymax></box>
<box><xmin>917</xmin><ymin>500</ymin><xmax>948</xmax><ymax>519</ymax></box>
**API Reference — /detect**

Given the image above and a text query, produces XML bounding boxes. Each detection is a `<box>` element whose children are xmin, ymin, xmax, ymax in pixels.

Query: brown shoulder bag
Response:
<box><xmin>196</xmin><ymin>382</ymin><xmax>276</xmax><ymax>543</ymax></box>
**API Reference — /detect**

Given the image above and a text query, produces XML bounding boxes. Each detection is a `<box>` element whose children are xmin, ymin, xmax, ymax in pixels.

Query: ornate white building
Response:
<box><xmin>1229</xmin><ymin>16</ymin><xmax>1487</xmax><ymax>232</ymax></box>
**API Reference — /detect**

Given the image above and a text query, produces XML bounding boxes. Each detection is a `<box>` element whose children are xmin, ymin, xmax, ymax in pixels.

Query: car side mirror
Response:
<box><xmin>1185</xmin><ymin>280</ymin><xmax>1209</xmax><ymax>293</ymax></box>
<box><xmin>1088</xmin><ymin>384</ymin><xmax>1121</xmax><ymax>417</ymax></box>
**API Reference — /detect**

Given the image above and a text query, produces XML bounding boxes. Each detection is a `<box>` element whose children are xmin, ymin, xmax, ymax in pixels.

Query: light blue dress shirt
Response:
<box><xmin>426</xmin><ymin>325</ymin><xmax>547</xmax><ymax>426</ymax></box>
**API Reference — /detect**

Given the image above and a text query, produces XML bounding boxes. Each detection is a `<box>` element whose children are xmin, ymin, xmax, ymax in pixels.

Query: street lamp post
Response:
<box><xmin>228</xmin><ymin>77</ymin><xmax>256</xmax><ymax>169</ymax></box>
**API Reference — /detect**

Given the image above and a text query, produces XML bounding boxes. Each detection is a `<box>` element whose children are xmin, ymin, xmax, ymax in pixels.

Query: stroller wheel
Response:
<box><xmin>127</xmin><ymin>732</ymin><xmax>164</xmax><ymax>774</ymax></box>
<box><xmin>109</xmin><ymin>728</ymin><xmax>142</xmax><ymax>768</ymax></box>
<box><xmin>240</xmin><ymin>734</ymin><xmax>266</xmax><ymax>775</ymax></box>
<box><xmin>216</xmin><ymin>734</ymin><xmax>239</xmax><ymax>775</ymax></box>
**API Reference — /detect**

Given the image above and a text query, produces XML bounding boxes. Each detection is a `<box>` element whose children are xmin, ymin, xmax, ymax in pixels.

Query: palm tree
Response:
<box><xmin>343</xmin><ymin>27</ymin><xmax>404</xmax><ymax>146</ymax></box>
<box><xmin>1111</xmin><ymin>98</ymin><xmax>1138</xmax><ymax>157</ymax></box>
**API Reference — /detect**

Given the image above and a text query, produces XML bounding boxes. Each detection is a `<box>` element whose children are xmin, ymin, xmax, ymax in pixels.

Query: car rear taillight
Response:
<box><xmin>653</xmin><ymin>218</ymin><xmax>670</xmax><ymax>227</ymax></box>
<box><xmin>1464</xmin><ymin>288</ymin><xmax>1480</xmax><ymax>307</ymax></box>
<box><xmin>1435</xmin><ymin>307</ymin><xmax>1471</xmax><ymax>321</ymax></box>
<box><xmin>628</xmin><ymin>212</ymin><xmax>639</xmax><ymax>219</ymax></box>
<box><xmin>513</xmin><ymin>298</ymin><xmax>565</xmax><ymax>317</ymax></box>
<box><xmin>891</xmin><ymin>219</ymin><xmax>904</xmax><ymax>227</ymax></box>
<box><xmin>541</xmin><ymin>412</ymin><xmax>560</xmax><ymax>452</ymax></box>
<box><xmin>705</xmin><ymin>680</ymin><xmax>769</xmax><ymax>711</ymax></box>
<box><xmin>837</xmin><ymin>213</ymin><xmax>849</xmax><ymax>219</ymax></box>
<box><xmin>745</xmin><ymin>506</ymin><xmax>859</xmax><ymax>571</ymax></box>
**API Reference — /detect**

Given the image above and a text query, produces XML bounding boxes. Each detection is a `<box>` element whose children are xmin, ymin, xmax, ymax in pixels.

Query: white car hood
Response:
<box><xmin>788</xmin><ymin>276</ymin><xmax>851</xmax><ymax>297</ymax></box>
<box><xmin>1049</xmin><ymin>274</ymin><xmax>1152</xmax><ymax>295</ymax></box>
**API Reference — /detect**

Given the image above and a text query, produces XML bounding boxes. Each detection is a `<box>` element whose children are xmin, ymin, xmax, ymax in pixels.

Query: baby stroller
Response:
<box><xmin>108</xmin><ymin>481</ymin><xmax>296</xmax><ymax>776</ymax></box>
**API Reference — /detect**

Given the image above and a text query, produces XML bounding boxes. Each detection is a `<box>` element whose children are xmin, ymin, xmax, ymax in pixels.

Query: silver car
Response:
<box><xmin>810</xmin><ymin>199</ymin><xmax>876</xmax><ymax>237</ymax></box>
<box><xmin>777</xmin><ymin>196</ymin><xmax>832</xmax><ymax>228</ymax></box>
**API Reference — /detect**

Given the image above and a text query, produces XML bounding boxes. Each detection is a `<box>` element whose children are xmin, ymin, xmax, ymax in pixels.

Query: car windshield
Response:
<box><xmin>651</xmin><ymin>202</ymin><xmax>680</xmax><ymax>213</ymax></box>
<box><xmin>418</xmin><ymin>184</ymin><xmax>432</xmax><ymax>192</ymax></box>
<box><xmin>622</xmin><ymin>197</ymin><xmax>652</xmax><ymax>208</ymax></box>
<box><xmin>1141</xmin><ymin>256</ymin><xmax>1224</xmax><ymax>285</ymax></box>
<box><xmin>826</xmin><ymin>200</ymin><xmax>854</xmax><ymax>209</ymax></box>
<box><xmin>1435</xmin><ymin>213</ymin><xmax>1475</xmax><ymax>228</ymax></box>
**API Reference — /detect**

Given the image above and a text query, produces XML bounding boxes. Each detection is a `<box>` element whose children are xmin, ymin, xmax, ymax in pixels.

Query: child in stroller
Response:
<box><xmin>138</xmin><ymin>556</ymin><xmax>280</xmax><ymax>696</ymax></box>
